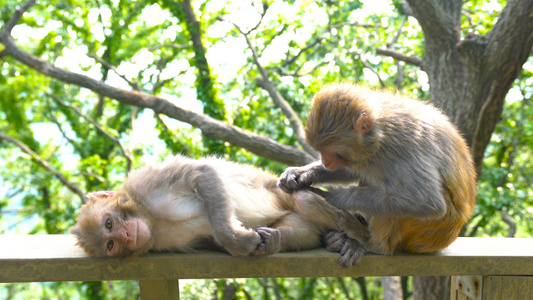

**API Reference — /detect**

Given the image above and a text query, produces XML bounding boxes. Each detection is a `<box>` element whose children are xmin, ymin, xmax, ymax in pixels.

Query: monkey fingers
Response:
<box><xmin>323</xmin><ymin>231</ymin><xmax>345</xmax><ymax>252</ymax></box>
<box><xmin>252</xmin><ymin>227</ymin><xmax>282</xmax><ymax>256</ymax></box>
<box><xmin>339</xmin><ymin>238</ymin><xmax>366</xmax><ymax>268</ymax></box>
<box><xmin>277</xmin><ymin>167</ymin><xmax>312</xmax><ymax>193</ymax></box>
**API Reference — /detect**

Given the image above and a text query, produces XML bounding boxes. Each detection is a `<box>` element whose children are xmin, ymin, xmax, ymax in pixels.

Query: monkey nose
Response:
<box><xmin>115</xmin><ymin>231</ymin><xmax>132</xmax><ymax>243</ymax></box>
<box><xmin>123</xmin><ymin>231</ymin><xmax>131</xmax><ymax>241</ymax></box>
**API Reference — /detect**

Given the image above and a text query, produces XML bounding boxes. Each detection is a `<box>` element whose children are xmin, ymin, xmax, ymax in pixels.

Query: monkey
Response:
<box><xmin>278</xmin><ymin>83</ymin><xmax>477</xmax><ymax>267</ymax></box>
<box><xmin>70</xmin><ymin>155</ymin><xmax>363</xmax><ymax>258</ymax></box>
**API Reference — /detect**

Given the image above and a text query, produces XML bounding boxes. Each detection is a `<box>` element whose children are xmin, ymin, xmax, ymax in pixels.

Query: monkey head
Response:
<box><xmin>70</xmin><ymin>190</ymin><xmax>153</xmax><ymax>257</ymax></box>
<box><xmin>305</xmin><ymin>83</ymin><xmax>382</xmax><ymax>169</ymax></box>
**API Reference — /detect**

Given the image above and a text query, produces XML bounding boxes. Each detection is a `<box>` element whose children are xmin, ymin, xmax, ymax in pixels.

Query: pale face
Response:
<box><xmin>100</xmin><ymin>213</ymin><xmax>151</xmax><ymax>257</ymax></box>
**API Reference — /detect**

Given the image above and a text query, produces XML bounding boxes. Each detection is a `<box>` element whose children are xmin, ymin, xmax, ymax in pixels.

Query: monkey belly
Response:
<box><xmin>368</xmin><ymin>217</ymin><xmax>463</xmax><ymax>254</ymax></box>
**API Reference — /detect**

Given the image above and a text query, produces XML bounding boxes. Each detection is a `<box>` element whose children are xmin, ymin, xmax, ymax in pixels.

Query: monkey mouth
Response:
<box><xmin>133</xmin><ymin>219</ymin><xmax>151</xmax><ymax>249</ymax></box>
<box><xmin>131</xmin><ymin>220</ymin><xmax>139</xmax><ymax>247</ymax></box>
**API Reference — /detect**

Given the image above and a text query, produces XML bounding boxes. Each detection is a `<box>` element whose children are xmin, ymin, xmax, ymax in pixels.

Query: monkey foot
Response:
<box><xmin>324</xmin><ymin>231</ymin><xmax>366</xmax><ymax>268</ymax></box>
<box><xmin>339</xmin><ymin>237</ymin><xmax>366</xmax><ymax>268</ymax></box>
<box><xmin>324</xmin><ymin>231</ymin><xmax>345</xmax><ymax>252</ymax></box>
<box><xmin>252</xmin><ymin>227</ymin><xmax>281</xmax><ymax>256</ymax></box>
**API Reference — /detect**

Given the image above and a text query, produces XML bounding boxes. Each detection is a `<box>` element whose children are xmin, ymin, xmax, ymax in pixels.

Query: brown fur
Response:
<box><xmin>71</xmin><ymin>155</ymin><xmax>350</xmax><ymax>258</ymax></box>
<box><xmin>279</xmin><ymin>83</ymin><xmax>477</xmax><ymax>266</ymax></box>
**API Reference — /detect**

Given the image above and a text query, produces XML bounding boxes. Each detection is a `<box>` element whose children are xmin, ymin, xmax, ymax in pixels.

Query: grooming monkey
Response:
<box><xmin>278</xmin><ymin>83</ymin><xmax>477</xmax><ymax>266</ymax></box>
<box><xmin>71</xmin><ymin>155</ymin><xmax>362</xmax><ymax>258</ymax></box>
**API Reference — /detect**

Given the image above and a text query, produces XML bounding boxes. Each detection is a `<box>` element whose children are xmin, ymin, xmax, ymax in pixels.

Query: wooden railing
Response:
<box><xmin>1</xmin><ymin>235</ymin><xmax>532</xmax><ymax>299</ymax></box>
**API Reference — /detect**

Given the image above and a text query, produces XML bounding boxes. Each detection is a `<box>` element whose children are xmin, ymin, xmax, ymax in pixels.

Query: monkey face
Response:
<box><xmin>100</xmin><ymin>212</ymin><xmax>151</xmax><ymax>257</ymax></box>
<box><xmin>320</xmin><ymin>151</ymin><xmax>346</xmax><ymax>170</ymax></box>
<box><xmin>71</xmin><ymin>191</ymin><xmax>153</xmax><ymax>257</ymax></box>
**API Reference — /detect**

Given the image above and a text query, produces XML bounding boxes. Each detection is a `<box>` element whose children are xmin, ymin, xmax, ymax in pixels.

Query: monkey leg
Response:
<box><xmin>296</xmin><ymin>188</ymin><xmax>372</xmax><ymax>267</ymax></box>
<box><xmin>365</xmin><ymin>218</ymin><xmax>403</xmax><ymax>255</ymax></box>
<box><xmin>293</xmin><ymin>190</ymin><xmax>344</xmax><ymax>230</ymax></box>
<box><xmin>342</xmin><ymin>212</ymin><xmax>371</xmax><ymax>245</ymax></box>
<box><xmin>295</xmin><ymin>189</ymin><xmax>371</xmax><ymax>246</ymax></box>
<box><xmin>271</xmin><ymin>212</ymin><xmax>323</xmax><ymax>252</ymax></box>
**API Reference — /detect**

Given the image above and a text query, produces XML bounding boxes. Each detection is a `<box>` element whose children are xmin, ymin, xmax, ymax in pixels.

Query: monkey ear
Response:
<box><xmin>87</xmin><ymin>191</ymin><xmax>115</xmax><ymax>202</ymax></box>
<box><xmin>355</xmin><ymin>113</ymin><xmax>373</xmax><ymax>134</ymax></box>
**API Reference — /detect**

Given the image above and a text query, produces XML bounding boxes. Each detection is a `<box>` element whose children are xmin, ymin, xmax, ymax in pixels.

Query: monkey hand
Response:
<box><xmin>217</xmin><ymin>228</ymin><xmax>264</xmax><ymax>257</ymax></box>
<box><xmin>278</xmin><ymin>166</ymin><xmax>314</xmax><ymax>193</ymax></box>
<box><xmin>252</xmin><ymin>227</ymin><xmax>282</xmax><ymax>256</ymax></box>
<box><xmin>324</xmin><ymin>231</ymin><xmax>366</xmax><ymax>268</ymax></box>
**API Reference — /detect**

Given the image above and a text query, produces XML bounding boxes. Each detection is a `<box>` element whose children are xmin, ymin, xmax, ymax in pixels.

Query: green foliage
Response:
<box><xmin>470</xmin><ymin>76</ymin><xmax>533</xmax><ymax>237</ymax></box>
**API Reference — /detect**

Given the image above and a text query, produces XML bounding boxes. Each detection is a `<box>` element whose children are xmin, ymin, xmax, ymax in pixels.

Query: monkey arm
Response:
<box><xmin>278</xmin><ymin>161</ymin><xmax>359</xmax><ymax>193</ymax></box>
<box><xmin>190</xmin><ymin>164</ymin><xmax>266</xmax><ymax>257</ymax></box>
<box><xmin>323</xmin><ymin>184</ymin><xmax>447</xmax><ymax>219</ymax></box>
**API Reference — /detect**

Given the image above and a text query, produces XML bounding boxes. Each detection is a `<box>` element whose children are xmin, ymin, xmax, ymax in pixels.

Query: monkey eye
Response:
<box><xmin>336</xmin><ymin>154</ymin><xmax>345</xmax><ymax>160</ymax></box>
<box><xmin>105</xmin><ymin>218</ymin><xmax>112</xmax><ymax>230</ymax></box>
<box><xmin>106</xmin><ymin>240</ymin><xmax>114</xmax><ymax>251</ymax></box>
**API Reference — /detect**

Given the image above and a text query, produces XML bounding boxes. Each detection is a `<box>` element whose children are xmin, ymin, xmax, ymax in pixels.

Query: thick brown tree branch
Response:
<box><xmin>0</xmin><ymin>133</ymin><xmax>88</xmax><ymax>203</ymax></box>
<box><xmin>2</xmin><ymin>0</ymin><xmax>35</xmax><ymax>33</ymax></box>
<box><xmin>375</xmin><ymin>48</ymin><xmax>422</xmax><ymax>66</ymax></box>
<box><xmin>0</xmin><ymin>1</ymin><xmax>314</xmax><ymax>166</ymax></box>
<box><xmin>405</xmin><ymin>0</ymin><xmax>461</xmax><ymax>47</ymax></box>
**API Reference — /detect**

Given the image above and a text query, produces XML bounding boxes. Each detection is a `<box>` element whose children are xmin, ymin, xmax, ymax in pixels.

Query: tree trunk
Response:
<box><xmin>406</xmin><ymin>0</ymin><xmax>533</xmax><ymax>175</ymax></box>
<box><xmin>403</xmin><ymin>0</ymin><xmax>533</xmax><ymax>298</ymax></box>
<box><xmin>412</xmin><ymin>276</ymin><xmax>450</xmax><ymax>300</ymax></box>
<box><xmin>382</xmin><ymin>276</ymin><xmax>403</xmax><ymax>300</ymax></box>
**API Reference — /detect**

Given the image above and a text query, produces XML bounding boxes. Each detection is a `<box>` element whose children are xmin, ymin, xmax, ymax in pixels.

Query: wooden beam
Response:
<box><xmin>139</xmin><ymin>279</ymin><xmax>179</xmax><ymax>300</ymax></box>
<box><xmin>1</xmin><ymin>235</ymin><xmax>532</xmax><ymax>283</ymax></box>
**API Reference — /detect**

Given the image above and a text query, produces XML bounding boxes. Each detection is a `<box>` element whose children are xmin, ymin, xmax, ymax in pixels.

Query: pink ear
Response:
<box><xmin>87</xmin><ymin>191</ymin><xmax>115</xmax><ymax>201</ymax></box>
<box><xmin>355</xmin><ymin>112</ymin><xmax>373</xmax><ymax>133</ymax></box>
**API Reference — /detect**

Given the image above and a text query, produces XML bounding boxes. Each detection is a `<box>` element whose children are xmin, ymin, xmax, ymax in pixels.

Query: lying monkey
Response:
<box><xmin>70</xmin><ymin>155</ymin><xmax>366</xmax><ymax>258</ymax></box>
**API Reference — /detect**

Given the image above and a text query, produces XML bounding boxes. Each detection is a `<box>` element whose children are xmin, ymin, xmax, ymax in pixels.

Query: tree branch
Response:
<box><xmin>375</xmin><ymin>48</ymin><xmax>422</xmax><ymax>66</ymax></box>
<box><xmin>255</xmin><ymin>77</ymin><xmax>318</xmax><ymax>157</ymax></box>
<box><xmin>0</xmin><ymin>8</ymin><xmax>314</xmax><ymax>166</ymax></box>
<box><xmin>226</xmin><ymin>19</ymin><xmax>318</xmax><ymax>158</ymax></box>
<box><xmin>88</xmin><ymin>54</ymin><xmax>141</xmax><ymax>91</ymax></box>
<box><xmin>281</xmin><ymin>38</ymin><xmax>322</xmax><ymax>68</ymax></box>
<box><xmin>405</xmin><ymin>0</ymin><xmax>461</xmax><ymax>46</ymax></box>
<box><xmin>386</xmin><ymin>16</ymin><xmax>407</xmax><ymax>48</ymax></box>
<box><xmin>0</xmin><ymin>133</ymin><xmax>88</xmax><ymax>203</ymax></box>
<box><xmin>48</xmin><ymin>113</ymin><xmax>81</xmax><ymax>152</ymax></box>
<box><xmin>3</xmin><ymin>0</ymin><xmax>35</xmax><ymax>33</ymax></box>
<box><xmin>48</xmin><ymin>93</ymin><xmax>133</xmax><ymax>171</ymax></box>
<box><xmin>501</xmin><ymin>211</ymin><xmax>516</xmax><ymax>238</ymax></box>
<box><xmin>350</xmin><ymin>52</ymin><xmax>386</xmax><ymax>88</ymax></box>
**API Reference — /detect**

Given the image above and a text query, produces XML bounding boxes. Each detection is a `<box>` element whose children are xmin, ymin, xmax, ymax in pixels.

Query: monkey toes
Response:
<box><xmin>252</xmin><ymin>227</ymin><xmax>282</xmax><ymax>256</ymax></box>
<box><xmin>324</xmin><ymin>231</ymin><xmax>346</xmax><ymax>252</ymax></box>
<box><xmin>324</xmin><ymin>231</ymin><xmax>366</xmax><ymax>268</ymax></box>
<box><xmin>339</xmin><ymin>238</ymin><xmax>366</xmax><ymax>268</ymax></box>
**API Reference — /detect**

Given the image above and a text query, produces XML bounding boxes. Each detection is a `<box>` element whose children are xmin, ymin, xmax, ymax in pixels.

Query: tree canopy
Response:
<box><xmin>1</xmin><ymin>0</ymin><xmax>532</xmax><ymax>299</ymax></box>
